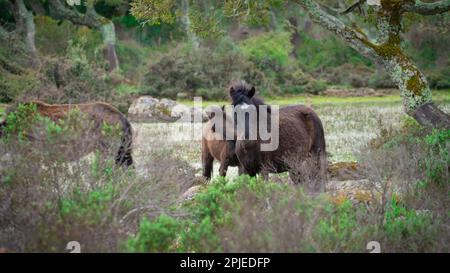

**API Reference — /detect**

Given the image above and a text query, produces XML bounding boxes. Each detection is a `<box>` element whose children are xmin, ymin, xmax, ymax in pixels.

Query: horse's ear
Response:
<box><xmin>248</xmin><ymin>86</ymin><xmax>256</xmax><ymax>98</ymax></box>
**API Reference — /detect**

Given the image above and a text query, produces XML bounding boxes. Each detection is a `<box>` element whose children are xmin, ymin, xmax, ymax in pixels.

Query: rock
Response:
<box><xmin>128</xmin><ymin>96</ymin><xmax>208</xmax><ymax>123</ymax></box>
<box><xmin>327</xmin><ymin>179</ymin><xmax>383</xmax><ymax>205</ymax></box>
<box><xmin>180</xmin><ymin>185</ymin><xmax>203</xmax><ymax>202</ymax></box>
<box><xmin>328</xmin><ymin>161</ymin><xmax>365</xmax><ymax>181</ymax></box>
<box><xmin>159</xmin><ymin>98</ymin><xmax>177</xmax><ymax>110</ymax></box>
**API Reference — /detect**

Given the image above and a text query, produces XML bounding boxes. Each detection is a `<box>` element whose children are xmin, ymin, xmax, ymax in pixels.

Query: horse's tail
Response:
<box><xmin>308</xmin><ymin>112</ymin><xmax>327</xmax><ymax>189</ymax></box>
<box><xmin>116</xmin><ymin>113</ymin><xmax>133</xmax><ymax>167</ymax></box>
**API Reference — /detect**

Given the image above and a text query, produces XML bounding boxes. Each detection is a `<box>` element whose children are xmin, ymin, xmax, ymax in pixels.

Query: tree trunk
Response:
<box><xmin>48</xmin><ymin>0</ymin><xmax>119</xmax><ymax>72</ymax></box>
<box><xmin>373</xmin><ymin>6</ymin><xmax>449</xmax><ymax>129</ymax></box>
<box><xmin>29</xmin><ymin>1</ymin><xmax>46</xmax><ymax>16</ymax></box>
<box><xmin>85</xmin><ymin>1</ymin><xmax>120</xmax><ymax>72</ymax></box>
<box><xmin>294</xmin><ymin>0</ymin><xmax>450</xmax><ymax>129</ymax></box>
<box><xmin>181</xmin><ymin>0</ymin><xmax>199</xmax><ymax>48</ymax></box>
<box><xmin>15</xmin><ymin>0</ymin><xmax>39</xmax><ymax>67</ymax></box>
<box><xmin>382</xmin><ymin>55</ymin><xmax>450</xmax><ymax>128</ymax></box>
<box><xmin>288</xmin><ymin>16</ymin><xmax>302</xmax><ymax>58</ymax></box>
<box><xmin>100</xmin><ymin>22</ymin><xmax>120</xmax><ymax>72</ymax></box>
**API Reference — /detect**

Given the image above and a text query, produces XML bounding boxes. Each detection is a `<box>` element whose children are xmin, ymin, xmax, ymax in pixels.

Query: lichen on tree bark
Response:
<box><xmin>293</xmin><ymin>0</ymin><xmax>449</xmax><ymax>128</ymax></box>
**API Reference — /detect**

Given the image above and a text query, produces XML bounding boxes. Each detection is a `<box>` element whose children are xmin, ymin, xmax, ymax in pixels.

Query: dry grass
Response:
<box><xmin>0</xmin><ymin>114</ymin><xmax>197</xmax><ymax>252</ymax></box>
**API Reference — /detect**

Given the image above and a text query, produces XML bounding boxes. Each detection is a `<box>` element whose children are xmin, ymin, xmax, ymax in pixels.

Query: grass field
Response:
<box><xmin>1</xmin><ymin>91</ymin><xmax>449</xmax><ymax>252</ymax></box>
<box><xmin>134</xmin><ymin>97</ymin><xmax>450</xmax><ymax>175</ymax></box>
<box><xmin>177</xmin><ymin>89</ymin><xmax>450</xmax><ymax>107</ymax></box>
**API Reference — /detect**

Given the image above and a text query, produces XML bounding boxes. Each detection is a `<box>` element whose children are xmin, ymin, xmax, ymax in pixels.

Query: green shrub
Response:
<box><xmin>239</xmin><ymin>31</ymin><xmax>292</xmax><ymax>69</ymax></box>
<box><xmin>127</xmin><ymin>215</ymin><xmax>181</xmax><ymax>253</ymax></box>
<box><xmin>0</xmin><ymin>103</ymin><xmax>196</xmax><ymax>252</ymax></box>
<box><xmin>142</xmin><ymin>44</ymin><xmax>275</xmax><ymax>99</ymax></box>
<box><xmin>427</xmin><ymin>64</ymin><xmax>450</xmax><ymax>89</ymax></box>
<box><xmin>35</xmin><ymin>16</ymin><xmax>77</xmax><ymax>56</ymax></box>
<box><xmin>127</xmin><ymin>169</ymin><xmax>448</xmax><ymax>252</ymax></box>
<box><xmin>0</xmin><ymin>70</ymin><xmax>40</xmax><ymax>103</ymax></box>
<box><xmin>116</xmin><ymin>41</ymin><xmax>149</xmax><ymax>81</ymax></box>
<box><xmin>368</xmin><ymin>71</ymin><xmax>397</xmax><ymax>89</ymax></box>
<box><xmin>422</xmin><ymin>129</ymin><xmax>450</xmax><ymax>185</ymax></box>
<box><xmin>276</xmin><ymin>66</ymin><xmax>326</xmax><ymax>94</ymax></box>
<box><xmin>296</xmin><ymin>33</ymin><xmax>372</xmax><ymax>72</ymax></box>
<box><xmin>35</xmin><ymin>16</ymin><xmax>103</xmax><ymax>61</ymax></box>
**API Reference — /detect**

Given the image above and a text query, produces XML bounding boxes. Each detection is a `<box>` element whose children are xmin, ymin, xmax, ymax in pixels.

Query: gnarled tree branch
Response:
<box><xmin>292</xmin><ymin>0</ymin><xmax>378</xmax><ymax>60</ymax></box>
<box><xmin>293</xmin><ymin>0</ymin><xmax>450</xmax><ymax>129</ymax></box>
<box><xmin>403</xmin><ymin>0</ymin><xmax>450</xmax><ymax>15</ymax></box>
<box><xmin>48</xmin><ymin>0</ymin><xmax>100</xmax><ymax>28</ymax></box>
<box><xmin>47</xmin><ymin>0</ymin><xmax>119</xmax><ymax>71</ymax></box>
<box><xmin>341</xmin><ymin>0</ymin><xmax>366</xmax><ymax>15</ymax></box>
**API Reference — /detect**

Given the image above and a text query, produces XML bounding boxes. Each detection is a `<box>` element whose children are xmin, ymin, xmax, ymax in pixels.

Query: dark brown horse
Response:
<box><xmin>228</xmin><ymin>82</ymin><xmax>327</xmax><ymax>191</ymax></box>
<box><xmin>202</xmin><ymin>106</ymin><xmax>242</xmax><ymax>179</ymax></box>
<box><xmin>0</xmin><ymin>100</ymin><xmax>133</xmax><ymax>167</ymax></box>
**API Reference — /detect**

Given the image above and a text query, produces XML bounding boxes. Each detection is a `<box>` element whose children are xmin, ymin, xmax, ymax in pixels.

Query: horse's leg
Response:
<box><xmin>314</xmin><ymin>150</ymin><xmax>327</xmax><ymax>192</ymax></box>
<box><xmin>219</xmin><ymin>148</ymin><xmax>229</xmax><ymax>177</ymax></box>
<box><xmin>261</xmin><ymin>171</ymin><xmax>269</xmax><ymax>181</ymax></box>
<box><xmin>115</xmin><ymin>139</ymin><xmax>133</xmax><ymax>168</ymax></box>
<box><xmin>219</xmin><ymin>161</ymin><xmax>228</xmax><ymax>177</ymax></box>
<box><xmin>202</xmin><ymin>152</ymin><xmax>214</xmax><ymax>180</ymax></box>
<box><xmin>238</xmin><ymin>165</ymin><xmax>244</xmax><ymax>176</ymax></box>
<box><xmin>116</xmin><ymin>146</ymin><xmax>133</xmax><ymax>168</ymax></box>
<box><xmin>235</xmin><ymin>145</ymin><xmax>259</xmax><ymax>178</ymax></box>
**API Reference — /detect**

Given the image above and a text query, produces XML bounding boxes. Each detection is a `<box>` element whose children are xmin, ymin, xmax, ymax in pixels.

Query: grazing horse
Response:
<box><xmin>0</xmin><ymin>100</ymin><xmax>133</xmax><ymax>167</ymax></box>
<box><xmin>229</xmin><ymin>82</ymin><xmax>327</xmax><ymax>191</ymax></box>
<box><xmin>202</xmin><ymin>106</ymin><xmax>242</xmax><ymax>179</ymax></box>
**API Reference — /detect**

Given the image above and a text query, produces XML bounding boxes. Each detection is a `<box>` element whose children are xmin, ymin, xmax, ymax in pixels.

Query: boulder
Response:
<box><xmin>128</xmin><ymin>96</ymin><xmax>208</xmax><ymax>123</ymax></box>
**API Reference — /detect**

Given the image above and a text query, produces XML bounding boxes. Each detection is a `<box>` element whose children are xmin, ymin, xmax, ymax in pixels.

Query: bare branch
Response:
<box><xmin>403</xmin><ymin>0</ymin><xmax>450</xmax><ymax>15</ymax></box>
<box><xmin>341</xmin><ymin>0</ymin><xmax>366</xmax><ymax>15</ymax></box>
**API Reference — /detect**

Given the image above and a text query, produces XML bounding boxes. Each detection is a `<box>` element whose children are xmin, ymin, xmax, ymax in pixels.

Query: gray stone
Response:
<box><xmin>128</xmin><ymin>96</ymin><xmax>209</xmax><ymax>123</ymax></box>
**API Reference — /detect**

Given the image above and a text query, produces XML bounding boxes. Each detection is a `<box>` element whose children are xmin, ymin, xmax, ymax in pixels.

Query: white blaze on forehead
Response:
<box><xmin>238</xmin><ymin>103</ymin><xmax>250</xmax><ymax>110</ymax></box>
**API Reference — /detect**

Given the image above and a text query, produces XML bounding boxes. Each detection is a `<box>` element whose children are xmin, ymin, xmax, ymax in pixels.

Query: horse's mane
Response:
<box><xmin>230</xmin><ymin>80</ymin><xmax>252</xmax><ymax>95</ymax></box>
<box><xmin>229</xmin><ymin>81</ymin><xmax>268</xmax><ymax>108</ymax></box>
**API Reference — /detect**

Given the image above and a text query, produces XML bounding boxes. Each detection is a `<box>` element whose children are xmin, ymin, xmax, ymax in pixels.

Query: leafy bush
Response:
<box><xmin>296</xmin><ymin>33</ymin><xmax>372</xmax><ymax>72</ymax></box>
<box><xmin>427</xmin><ymin>64</ymin><xmax>450</xmax><ymax>89</ymax></box>
<box><xmin>368</xmin><ymin>71</ymin><xmax>397</xmax><ymax>89</ymax></box>
<box><xmin>0</xmin><ymin>105</ymin><xmax>197</xmax><ymax>252</ymax></box>
<box><xmin>142</xmin><ymin>44</ymin><xmax>275</xmax><ymax>100</ymax></box>
<box><xmin>318</xmin><ymin>63</ymin><xmax>374</xmax><ymax>88</ymax></box>
<box><xmin>422</xmin><ymin>129</ymin><xmax>450</xmax><ymax>185</ymax></box>
<box><xmin>239</xmin><ymin>31</ymin><xmax>292</xmax><ymax>70</ymax></box>
<box><xmin>128</xmin><ymin>171</ymin><xmax>447</xmax><ymax>252</ymax></box>
<box><xmin>116</xmin><ymin>40</ymin><xmax>149</xmax><ymax>82</ymax></box>
<box><xmin>35</xmin><ymin>16</ymin><xmax>103</xmax><ymax>62</ymax></box>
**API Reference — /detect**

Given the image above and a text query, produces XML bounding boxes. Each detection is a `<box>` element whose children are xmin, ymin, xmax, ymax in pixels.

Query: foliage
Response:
<box><xmin>296</xmin><ymin>33</ymin><xmax>372</xmax><ymax>72</ymax></box>
<box><xmin>142</xmin><ymin>43</ymin><xmax>275</xmax><ymax>99</ymax></box>
<box><xmin>239</xmin><ymin>31</ymin><xmax>292</xmax><ymax>69</ymax></box>
<box><xmin>128</xmin><ymin>171</ymin><xmax>447</xmax><ymax>252</ymax></box>
<box><xmin>0</xmin><ymin>104</ymin><xmax>197</xmax><ymax>252</ymax></box>
<box><xmin>130</xmin><ymin>0</ymin><xmax>175</xmax><ymax>25</ymax></box>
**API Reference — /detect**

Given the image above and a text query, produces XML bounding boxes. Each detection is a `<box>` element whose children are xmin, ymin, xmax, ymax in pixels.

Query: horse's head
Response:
<box><xmin>229</xmin><ymin>81</ymin><xmax>256</xmax><ymax>110</ymax></box>
<box><xmin>229</xmin><ymin>81</ymin><xmax>270</xmax><ymax>141</ymax></box>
